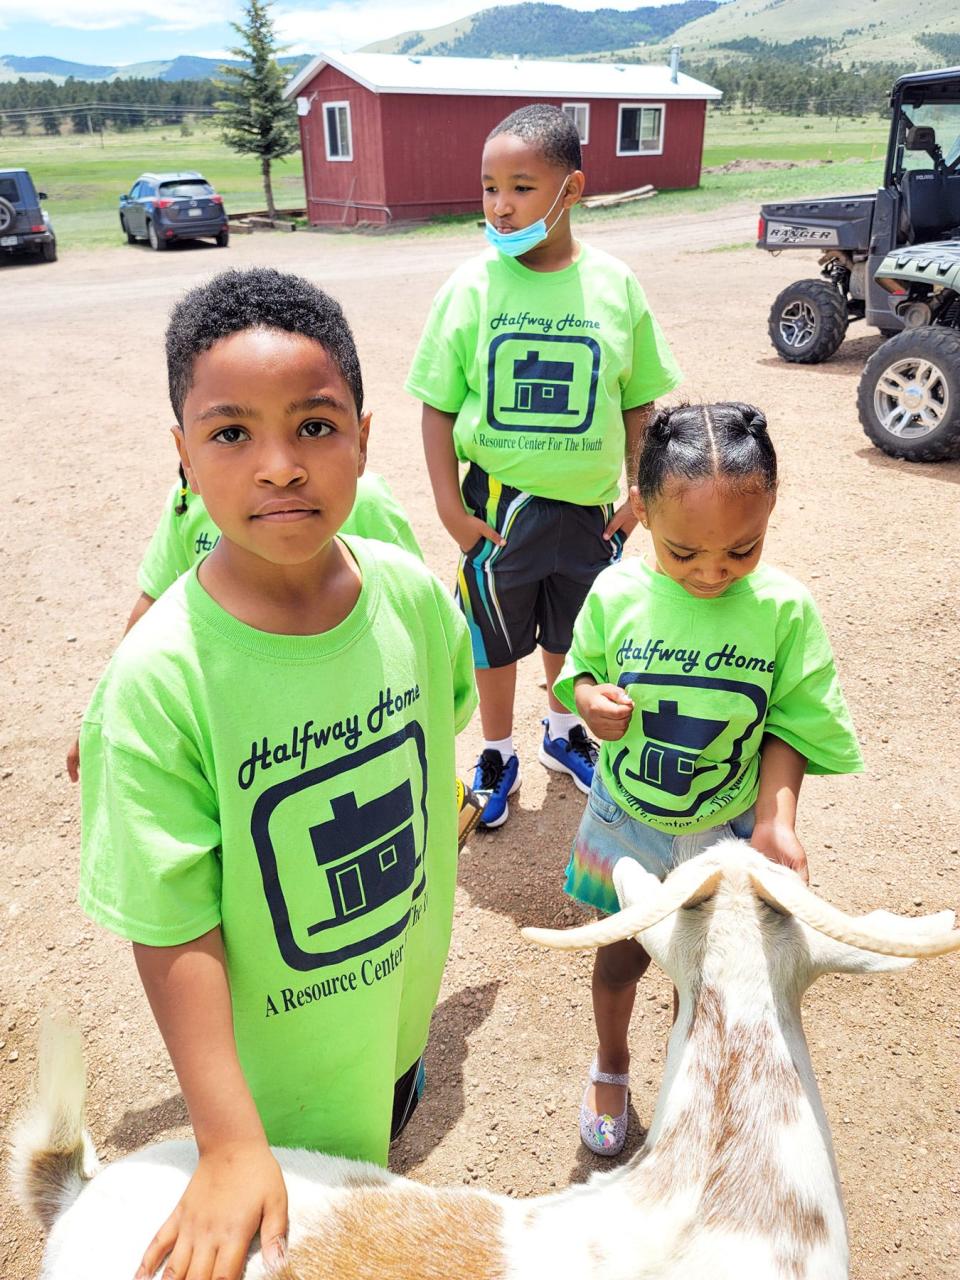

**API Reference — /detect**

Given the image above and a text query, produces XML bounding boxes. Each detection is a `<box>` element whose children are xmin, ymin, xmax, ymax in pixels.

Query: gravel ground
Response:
<box><xmin>1</xmin><ymin>205</ymin><xmax>958</xmax><ymax>1279</ymax></box>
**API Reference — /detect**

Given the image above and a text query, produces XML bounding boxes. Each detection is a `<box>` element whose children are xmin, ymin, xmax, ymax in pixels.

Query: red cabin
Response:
<box><xmin>284</xmin><ymin>51</ymin><xmax>721</xmax><ymax>227</ymax></box>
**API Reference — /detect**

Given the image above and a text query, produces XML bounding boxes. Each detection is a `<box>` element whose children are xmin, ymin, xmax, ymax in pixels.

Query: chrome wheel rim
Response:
<box><xmin>148</xmin><ymin>222</ymin><xmax>158</xmax><ymax>248</ymax></box>
<box><xmin>873</xmin><ymin>356</ymin><xmax>949</xmax><ymax>439</ymax></box>
<box><xmin>778</xmin><ymin>299</ymin><xmax>818</xmax><ymax>348</ymax></box>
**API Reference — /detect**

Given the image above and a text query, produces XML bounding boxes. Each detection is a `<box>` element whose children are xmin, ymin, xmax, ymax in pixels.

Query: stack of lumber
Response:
<box><xmin>227</xmin><ymin>207</ymin><xmax>306</xmax><ymax>234</ymax></box>
<box><xmin>582</xmin><ymin>185</ymin><xmax>657</xmax><ymax>210</ymax></box>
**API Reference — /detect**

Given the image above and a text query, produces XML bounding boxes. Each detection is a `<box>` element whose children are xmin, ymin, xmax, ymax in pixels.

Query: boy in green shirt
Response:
<box><xmin>406</xmin><ymin>103</ymin><xmax>681</xmax><ymax>828</ymax></box>
<box><xmin>65</xmin><ymin>469</ymin><xmax>423</xmax><ymax>783</ymax></box>
<box><xmin>79</xmin><ymin>267</ymin><xmax>476</xmax><ymax>1280</ymax></box>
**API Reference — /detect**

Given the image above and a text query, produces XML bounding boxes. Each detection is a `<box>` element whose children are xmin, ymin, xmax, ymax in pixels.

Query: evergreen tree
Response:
<box><xmin>216</xmin><ymin>0</ymin><xmax>298</xmax><ymax>219</ymax></box>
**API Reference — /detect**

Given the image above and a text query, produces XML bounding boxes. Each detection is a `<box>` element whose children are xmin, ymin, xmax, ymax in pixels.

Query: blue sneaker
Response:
<box><xmin>538</xmin><ymin>720</ymin><xmax>598</xmax><ymax>794</ymax></box>
<box><xmin>473</xmin><ymin>749</ymin><xmax>520</xmax><ymax>829</ymax></box>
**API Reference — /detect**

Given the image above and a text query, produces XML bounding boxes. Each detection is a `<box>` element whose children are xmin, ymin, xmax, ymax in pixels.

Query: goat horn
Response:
<box><xmin>748</xmin><ymin>867</ymin><xmax>960</xmax><ymax>958</ymax></box>
<box><xmin>522</xmin><ymin>860</ymin><xmax>725</xmax><ymax>952</ymax></box>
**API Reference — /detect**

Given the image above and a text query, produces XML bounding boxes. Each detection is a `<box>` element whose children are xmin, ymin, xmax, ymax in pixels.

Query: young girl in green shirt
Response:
<box><xmin>554</xmin><ymin>401</ymin><xmax>863</xmax><ymax>1157</ymax></box>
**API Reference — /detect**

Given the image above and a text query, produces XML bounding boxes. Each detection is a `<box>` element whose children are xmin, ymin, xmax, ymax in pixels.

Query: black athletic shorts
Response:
<box><xmin>455</xmin><ymin>464</ymin><xmax>624</xmax><ymax>670</ymax></box>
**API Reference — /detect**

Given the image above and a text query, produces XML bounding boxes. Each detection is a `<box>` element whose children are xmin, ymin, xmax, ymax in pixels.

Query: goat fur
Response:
<box><xmin>11</xmin><ymin>841</ymin><xmax>959</xmax><ymax>1280</ymax></box>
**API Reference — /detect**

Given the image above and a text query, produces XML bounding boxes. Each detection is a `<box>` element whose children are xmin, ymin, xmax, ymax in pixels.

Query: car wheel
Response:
<box><xmin>120</xmin><ymin>215</ymin><xmax>136</xmax><ymax>244</ymax></box>
<box><xmin>147</xmin><ymin>220</ymin><xmax>167</xmax><ymax>252</ymax></box>
<box><xmin>858</xmin><ymin>327</ymin><xmax>960</xmax><ymax>461</ymax></box>
<box><xmin>0</xmin><ymin>197</ymin><xmax>14</xmax><ymax>235</ymax></box>
<box><xmin>216</xmin><ymin>228</ymin><xmax>229</xmax><ymax>248</ymax></box>
<box><xmin>41</xmin><ymin>239</ymin><xmax>57</xmax><ymax>263</ymax></box>
<box><xmin>768</xmin><ymin>279</ymin><xmax>848</xmax><ymax>364</ymax></box>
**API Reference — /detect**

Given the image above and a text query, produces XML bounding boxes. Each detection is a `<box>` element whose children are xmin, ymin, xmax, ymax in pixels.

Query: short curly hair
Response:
<box><xmin>165</xmin><ymin>267</ymin><xmax>363</xmax><ymax>425</ymax></box>
<box><xmin>487</xmin><ymin>103</ymin><xmax>582</xmax><ymax>171</ymax></box>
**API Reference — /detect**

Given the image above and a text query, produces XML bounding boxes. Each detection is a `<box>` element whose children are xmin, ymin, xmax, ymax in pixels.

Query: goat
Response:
<box><xmin>11</xmin><ymin>840</ymin><xmax>960</xmax><ymax>1280</ymax></box>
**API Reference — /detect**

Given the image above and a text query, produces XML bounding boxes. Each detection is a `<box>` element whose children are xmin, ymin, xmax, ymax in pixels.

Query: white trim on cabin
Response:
<box><xmin>616</xmin><ymin>102</ymin><xmax>665</xmax><ymax>157</ymax></box>
<box><xmin>562</xmin><ymin>102</ymin><xmax>590</xmax><ymax>145</ymax></box>
<box><xmin>323</xmin><ymin>100</ymin><xmax>353</xmax><ymax>161</ymax></box>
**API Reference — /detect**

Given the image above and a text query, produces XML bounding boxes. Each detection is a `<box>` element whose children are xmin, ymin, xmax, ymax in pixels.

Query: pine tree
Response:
<box><xmin>216</xmin><ymin>0</ymin><xmax>298</xmax><ymax>220</ymax></box>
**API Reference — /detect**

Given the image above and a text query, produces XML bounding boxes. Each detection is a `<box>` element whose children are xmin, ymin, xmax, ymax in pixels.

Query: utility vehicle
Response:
<box><xmin>758</xmin><ymin>67</ymin><xmax>960</xmax><ymax>461</ymax></box>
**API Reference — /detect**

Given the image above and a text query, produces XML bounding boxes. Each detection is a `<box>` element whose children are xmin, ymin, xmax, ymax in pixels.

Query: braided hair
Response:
<box><xmin>635</xmin><ymin>402</ymin><xmax>777</xmax><ymax>504</ymax></box>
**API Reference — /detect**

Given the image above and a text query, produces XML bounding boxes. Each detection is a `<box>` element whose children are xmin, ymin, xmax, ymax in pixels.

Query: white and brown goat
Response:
<box><xmin>12</xmin><ymin>841</ymin><xmax>960</xmax><ymax>1280</ymax></box>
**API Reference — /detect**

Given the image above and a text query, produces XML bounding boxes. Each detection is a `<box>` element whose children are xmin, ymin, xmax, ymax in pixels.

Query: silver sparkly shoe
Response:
<box><xmin>579</xmin><ymin>1055</ymin><xmax>630</xmax><ymax>1156</ymax></box>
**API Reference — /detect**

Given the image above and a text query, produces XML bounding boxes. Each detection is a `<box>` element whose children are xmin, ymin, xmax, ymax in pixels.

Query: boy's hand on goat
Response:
<box><xmin>134</xmin><ymin>1139</ymin><xmax>288</xmax><ymax>1280</ymax></box>
<box><xmin>749</xmin><ymin>820</ymin><xmax>809</xmax><ymax>883</ymax></box>
<box><xmin>575</xmin><ymin>681</ymin><xmax>634</xmax><ymax>740</ymax></box>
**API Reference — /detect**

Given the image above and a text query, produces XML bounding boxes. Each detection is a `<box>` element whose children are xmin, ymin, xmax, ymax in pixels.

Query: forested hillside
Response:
<box><xmin>0</xmin><ymin>77</ymin><xmax>220</xmax><ymax>135</ymax></box>
<box><xmin>365</xmin><ymin>1</ymin><xmax>716</xmax><ymax>57</ymax></box>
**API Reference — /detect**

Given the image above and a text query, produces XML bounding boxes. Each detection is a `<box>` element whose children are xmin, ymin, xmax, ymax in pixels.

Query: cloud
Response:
<box><xmin>276</xmin><ymin>0</ymin><xmax>686</xmax><ymax>55</ymax></box>
<box><xmin>0</xmin><ymin>0</ymin><xmax>232</xmax><ymax>31</ymax></box>
<box><xmin>273</xmin><ymin>2</ymin><xmax>479</xmax><ymax>53</ymax></box>
<box><xmin>0</xmin><ymin>0</ymin><xmax>686</xmax><ymax>50</ymax></box>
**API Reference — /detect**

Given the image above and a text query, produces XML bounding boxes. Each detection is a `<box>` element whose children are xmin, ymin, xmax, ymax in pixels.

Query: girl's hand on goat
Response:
<box><xmin>134</xmin><ymin>1139</ymin><xmax>288</xmax><ymax>1280</ymax></box>
<box><xmin>750</xmin><ymin>820</ymin><xmax>809</xmax><ymax>883</ymax></box>
<box><xmin>575</xmin><ymin>681</ymin><xmax>634</xmax><ymax>740</ymax></box>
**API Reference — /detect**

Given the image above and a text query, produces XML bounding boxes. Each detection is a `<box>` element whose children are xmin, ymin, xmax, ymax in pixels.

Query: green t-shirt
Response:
<box><xmin>555</xmin><ymin>559</ymin><xmax>863</xmax><ymax>834</ymax></box>
<box><xmin>137</xmin><ymin>471</ymin><xmax>422</xmax><ymax>600</ymax></box>
<box><xmin>404</xmin><ymin>243</ymin><xmax>682</xmax><ymax>506</ymax></box>
<box><xmin>80</xmin><ymin>537</ymin><xmax>477</xmax><ymax>1165</ymax></box>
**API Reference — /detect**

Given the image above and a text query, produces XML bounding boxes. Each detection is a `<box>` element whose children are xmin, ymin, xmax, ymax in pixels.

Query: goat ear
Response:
<box><xmin>863</xmin><ymin>908</ymin><xmax>956</xmax><ymax>935</ymax></box>
<box><xmin>613</xmin><ymin>857</ymin><xmax>660</xmax><ymax>910</ymax></box>
<box><xmin>800</xmin><ymin>924</ymin><xmax>917</xmax><ymax>975</ymax></box>
<box><xmin>816</xmin><ymin>908</ymin><xmax>957</xmax><ymax>973</ymax></box>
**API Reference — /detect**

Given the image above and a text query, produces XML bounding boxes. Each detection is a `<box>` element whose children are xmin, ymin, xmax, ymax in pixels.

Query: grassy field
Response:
<box><xmin>0</xmin><ymin>108</ymin><xmax>888</xmax><ymax>251</ymax></box>
<box><xmin>0</xmin><ymin>123</ymin><xmax>305</xmax><ymax>249</ymax></box>
<box><xmin>702</xmin><ymin>109</ymin><xmax>890</xmax><ymax>168</ymax></box>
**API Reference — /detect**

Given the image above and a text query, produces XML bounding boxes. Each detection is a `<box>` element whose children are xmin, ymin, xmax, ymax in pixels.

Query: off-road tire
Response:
<box><xmin>120</xmin><ymin>215</ymin><xmax>136</xmax><ymax>244</ymax></box>
<box><xmin>858</xmin><ymin>327</ymin><xmax>960</xmax><ymax>461</ymax></box>
<box><xmin>768</xmin><ymin>279</ymin><xmax>848</xmax><ymax>364</ymax></box>
<box><xmin>41</xmin><ymin>239</ymin><xmax>57</xmax><ymax>262</ymax></box>
<box><xmin>0</xmin><ymin>197</ymin><xmax>15</xmax><ymax>234</ymax></box>
<box><xmin>147</xmin><ymin>220</ymin><xmax>167</xmax><ymax>252</ymax></box>
<box><xmin>216</xmin><ymin>228</ymin><xmax>229</xmax><ymax>248</ymax></box>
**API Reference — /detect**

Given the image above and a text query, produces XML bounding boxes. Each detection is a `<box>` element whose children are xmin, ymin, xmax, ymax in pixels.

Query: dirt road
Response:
<box><xmin>2</xmin><ymin>204</ymin><xmax>959</xmax><ymax>1279</ymax></box>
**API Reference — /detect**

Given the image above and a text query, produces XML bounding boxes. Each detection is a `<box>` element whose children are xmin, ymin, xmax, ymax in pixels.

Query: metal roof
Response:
<box><xmin>891</xmin><ymin>66</ymin><xmax>960</xmax><ymax>100</ymax></box>
<box><xmin>284</xmin><ymin>50</ymin><xmax>721</xmax><ymax>103</ymax></box>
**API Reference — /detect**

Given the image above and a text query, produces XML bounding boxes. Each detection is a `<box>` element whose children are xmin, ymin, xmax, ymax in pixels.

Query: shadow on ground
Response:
<box><xmin>392</xmin><ymin>979</ymin><xmax>501</xmax><ymax>1172</ymax></box>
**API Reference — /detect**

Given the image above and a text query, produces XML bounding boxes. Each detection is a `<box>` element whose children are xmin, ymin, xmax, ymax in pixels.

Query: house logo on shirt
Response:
<box><xmin>250</xmin><ymin>724</ymin><xmax>428</xmax><ymax>972</ymax></box>
<box><xmin>610</xmin><ymin>672</ymin><xmax>768</xmax><ymax>820</ymax></box>
<box><xmin>486</xmin><ymin>332</ymin><xmax>600</xmax><ymax>434</ymax></box>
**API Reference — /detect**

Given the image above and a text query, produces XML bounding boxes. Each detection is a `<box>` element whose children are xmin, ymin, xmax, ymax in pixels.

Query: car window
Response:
<box><xmin>0</xmin><ymin>177</ymin><xmax>20</xmax><ymax>202</ymax></box>
<box><xmin>159</xmin><ymin>180</ymin><xmax>214</xmax><ymax>198</ymax></box>
<box><xmin>128</xmin><ymin>182</ymin><xmax>142</xmax><ymax>199</ymax></box>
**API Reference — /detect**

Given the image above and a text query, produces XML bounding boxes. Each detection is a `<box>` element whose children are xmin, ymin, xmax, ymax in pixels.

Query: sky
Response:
<box><xmin>0</xmin><ymin>0</ymin><xmax>691</xmax><ymax>68</ymax></box>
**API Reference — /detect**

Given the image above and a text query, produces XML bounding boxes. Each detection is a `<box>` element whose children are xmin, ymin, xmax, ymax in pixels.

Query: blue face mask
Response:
<box><xmin>484</xmin><ymin>176</ymin><xmax>571</xmax><ymax>258</ymax></box>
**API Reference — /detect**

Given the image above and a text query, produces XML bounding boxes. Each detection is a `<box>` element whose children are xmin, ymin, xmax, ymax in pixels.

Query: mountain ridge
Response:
<box><xmin>360</xmin><ymin>0</ymin><xmax>960</xmax><ymax>67</ymax></box>
<box><xmin>0</xmin><ymin>52</ymin><xmax>311</xmax><ymax>85</ymax></box>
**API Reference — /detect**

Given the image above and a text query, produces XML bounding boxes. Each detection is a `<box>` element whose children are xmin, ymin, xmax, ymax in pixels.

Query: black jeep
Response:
<box><xmin>758</xmin><ymin>67</ymin><xmax>960</xmax><ymax>460</ymax></box>
<box><xmin>0</xmin><ymin>168</ymin><xmax>57</xmax><ymax>263</ymax></box>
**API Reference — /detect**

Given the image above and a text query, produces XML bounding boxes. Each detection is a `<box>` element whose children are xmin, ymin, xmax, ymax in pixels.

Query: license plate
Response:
<box><xmin>188</xmin><ymin>208</ymin><xmax>203</xmax><ymax>217</ymax></box>
<box><xmin>0</xmin><ymin>235</ymin><xmax>17</xmax><ymax>246</ymax></box>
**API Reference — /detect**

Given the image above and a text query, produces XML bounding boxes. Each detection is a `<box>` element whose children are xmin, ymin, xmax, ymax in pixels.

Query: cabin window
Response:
<box><xmin>324</xmin><ymin>101</ymin><xmax>353</xmax><ymax>161</ymax></box>
<box><xmin>617</xmin><ymin>104</ymin><xmax>665</xmax><ymax>156</ymax></box>
<box><xmin>562</xmin><ymin>102</ymin><xmax>590</xmax><ymax>145</ymax></box>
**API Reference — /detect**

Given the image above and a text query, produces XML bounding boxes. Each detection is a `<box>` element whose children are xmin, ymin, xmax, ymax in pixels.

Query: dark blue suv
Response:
<box><xmin>119</xmin><ymin>171</ymin><xmax>229</xmax><ymax>251</ymax></box>
<box><xmin>0</xmin><ymin>169</ymin><xmax>57</xmax><ymax>263</ymax></box>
